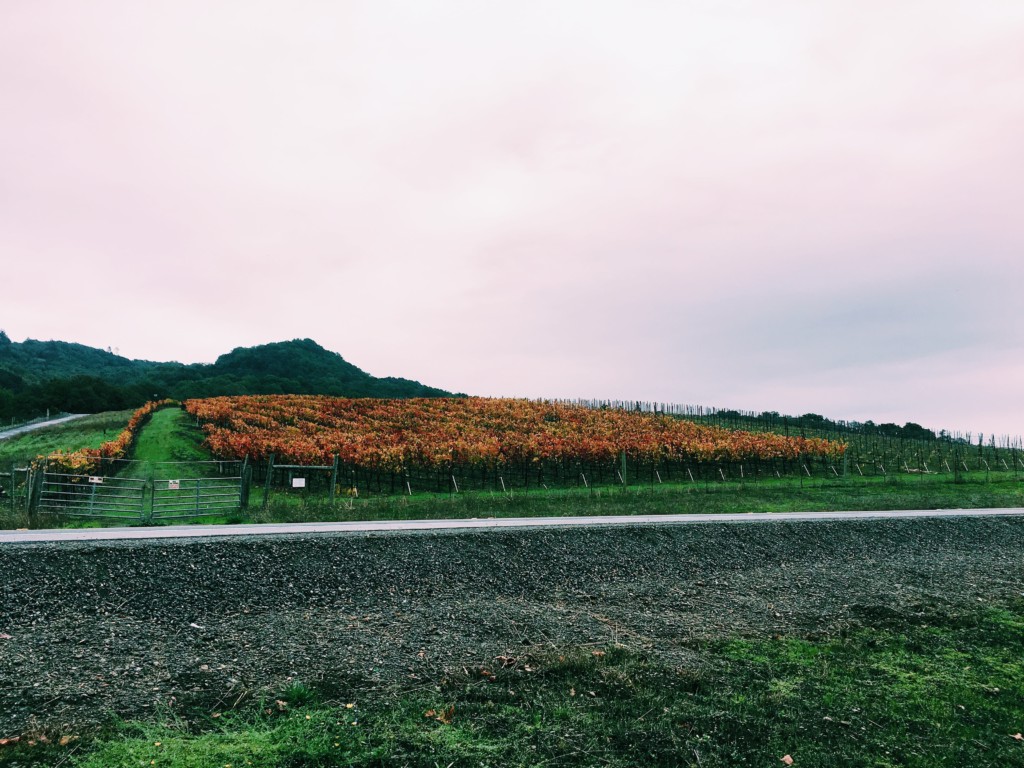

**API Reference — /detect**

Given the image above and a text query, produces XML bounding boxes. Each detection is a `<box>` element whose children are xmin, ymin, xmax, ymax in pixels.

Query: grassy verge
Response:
<box><xmin>9</xmin><ymin>471</ymin><xmax>1024</xmax><ymax>530</ymax></box>
<box><xmin>7</xmin><ymin>600</ymin><xmax>1023</xmax><ymax>767</ymax></box>
<box><xmin>246</xmin><ymin>471</ymin><xmax>1024</xmax><ymax>525</ymax></box>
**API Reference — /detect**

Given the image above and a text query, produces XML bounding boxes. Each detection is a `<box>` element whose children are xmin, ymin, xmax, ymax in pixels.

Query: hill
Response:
<box><xmin>0</xmin><ymin>332</ymin><xmax>457</xmax><ymax>420</ymax></box>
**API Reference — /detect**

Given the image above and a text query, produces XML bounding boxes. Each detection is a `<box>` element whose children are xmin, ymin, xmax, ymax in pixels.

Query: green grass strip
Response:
<box><xmin>7</xmin><ymin>602</ymin><xmax>1017</xmax><ymax>767</ymax></box>
<box><xmin>128</xmin><ymin>407</ymin><xmax>217</xmax><ymax>476</ymax></box>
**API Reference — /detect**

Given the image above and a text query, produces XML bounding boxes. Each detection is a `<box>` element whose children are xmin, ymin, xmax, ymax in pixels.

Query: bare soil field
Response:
<box><xmin>0</xmin><ymin>517</ymin><xmax>1021</xmax><ymax>737</ymax></box>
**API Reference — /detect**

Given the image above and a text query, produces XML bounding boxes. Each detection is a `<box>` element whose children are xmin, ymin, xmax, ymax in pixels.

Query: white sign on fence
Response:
<box><xmin>88</xmin><ymin>476</ymin><xmax>104</xmax><ymax>484</ymax></box>
<box><xmin>292</xmin><ymin>477</ymin><xmax>306</xmax><ymax>488</ymax></box>
<box><xmin>167</xmin><ymin>480</ymin><xmax>180</xmax><ymax>490</ymax></box>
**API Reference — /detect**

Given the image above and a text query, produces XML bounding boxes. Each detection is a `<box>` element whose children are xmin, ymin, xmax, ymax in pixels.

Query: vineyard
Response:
<box><xmin>29</xmin><ymin>395</ymin><xmax>1023</xmax><ymax>501</ymax></box>
<box><xmin>185</xmin><ymin>395</ymin><xmax>846</xmax><ymax>495</ymax></box>
<box><xmin>546</xmin><ymin>399</ymin><xmax>1024</xmax><ymax>476</ymax></box>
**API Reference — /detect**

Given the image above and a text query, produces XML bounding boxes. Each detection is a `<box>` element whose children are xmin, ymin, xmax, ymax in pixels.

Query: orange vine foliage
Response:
<box><xmin>185</xmin><ymin>395</ymin><xmax>846</xmax><ymax>471</ymax></box>
<box><xmin>44</xmin><ymin>400</ymin><xmax>173</xmax><ymax>474</ymax></box>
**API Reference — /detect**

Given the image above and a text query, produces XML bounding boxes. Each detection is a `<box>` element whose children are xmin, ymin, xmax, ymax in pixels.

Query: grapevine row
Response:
<box><xmin>185</xmin><ymin>395</ymin><xmax>846</xmax><ymax>473</ymax></box>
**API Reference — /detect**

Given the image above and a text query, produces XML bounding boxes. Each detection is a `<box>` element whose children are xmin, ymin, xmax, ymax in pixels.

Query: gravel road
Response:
<box><xmin>1</xmin><ymin>517</ymin><xmax>1022</xmax><ymax>737</ymax></box>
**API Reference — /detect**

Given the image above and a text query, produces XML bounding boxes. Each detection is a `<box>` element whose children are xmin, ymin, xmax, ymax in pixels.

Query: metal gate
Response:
<box><xmin>151</xmin><ymin>476</ymin><xmax>242</xmax><ymax>520</ymax></box>
<box><xmin>33</xmin><ymin>461</ymin><xmax>245</xmax><ymax>522</ymax></box>
<box><xmin>38</xmin><ymin>473</ymin><xmax>147</xmax><ymax>519</ymax></box>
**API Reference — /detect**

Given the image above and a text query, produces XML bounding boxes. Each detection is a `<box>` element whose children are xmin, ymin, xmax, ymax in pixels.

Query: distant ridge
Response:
<box><xmin>0</xmin><ymin>332</ymin><xmax>458</xmax><ymax>420</ymax></box>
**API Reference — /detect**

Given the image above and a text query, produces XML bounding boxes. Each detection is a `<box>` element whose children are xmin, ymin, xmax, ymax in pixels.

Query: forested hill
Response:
<box><xmin>0</xmin><ymin>334</ymin><xmax>457</xmax><ymax>420</ymax></box>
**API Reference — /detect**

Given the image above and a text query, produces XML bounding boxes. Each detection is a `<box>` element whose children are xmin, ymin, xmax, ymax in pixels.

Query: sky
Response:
<box><xmin>2</xmin><ymin>1</ymin><xmax>1023</xmax><ymax>438</ymax></box>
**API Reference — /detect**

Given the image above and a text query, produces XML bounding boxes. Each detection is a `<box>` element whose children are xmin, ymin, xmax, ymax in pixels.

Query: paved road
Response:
<box><xmin>1</xmin><ymin>507</ymin><xmax>1021</xmax><ymax>543</ymax></box>
<box><xmin>0</xmin><ymin>414</ymin><xmax>87</xmax><ymax>441</ymax></box>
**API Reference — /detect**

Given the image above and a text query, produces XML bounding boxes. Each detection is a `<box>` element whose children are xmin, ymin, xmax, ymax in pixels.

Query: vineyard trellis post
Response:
<box><xmin>28</xmin><ymin>468</ymin><xmax>43</xmax><ymax>518</ymax></box>
<box><xmin>7</xmin><ymin>463</ymin><xmax>14</xmax><ymax>516</ymax></box>
<box><xmin>329</xmin><ymin>454</ymin><xmax>339</xmax><ymax>505</ymax></box>
<box><xmin>263</xmin><ymin>453</ymin><xmax>275</xmax><ymax>509</ymax></box>
<box><xmin>240</xmin><ymin>457</ymin><xmax>252</xmax><ymax>510</ymax></box>
<box><xmin>23</xmin><ymin>468</ymin><xmax>33</xmax><ymax>513</ymax></box>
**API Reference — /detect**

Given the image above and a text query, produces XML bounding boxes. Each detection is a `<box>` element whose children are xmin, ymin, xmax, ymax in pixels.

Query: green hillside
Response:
<box><xmin>0</xmin><ymin>333</ymin><xmax>457</xmax><ymax>421</ymax></box>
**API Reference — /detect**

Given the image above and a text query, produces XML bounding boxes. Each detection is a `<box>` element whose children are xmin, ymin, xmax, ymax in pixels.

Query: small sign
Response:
<box><xmin>88</xmin><ymin>476</ymin><xmax>104</xmax><ymax>484</ymax></box>
<box><xmin>167</xmin><ymin>480</ymin><xmax>180</xmax><ymax>490</ymax></box>
<box><xmin>292</xmin><ymin>477</ymin><xmax>306</xmax><ymax>489</ymax></box>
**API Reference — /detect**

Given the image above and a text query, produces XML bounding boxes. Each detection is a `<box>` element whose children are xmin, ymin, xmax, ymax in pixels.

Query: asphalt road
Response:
<box><xmin>1</xmin><ymin>507</ymin><xmax>1022</xmax><ymax>543</ymax></box>
<box><xmin>0</xmin><ymin>413</ymin><xmax>87</xmax><ymax>441</ymax></box>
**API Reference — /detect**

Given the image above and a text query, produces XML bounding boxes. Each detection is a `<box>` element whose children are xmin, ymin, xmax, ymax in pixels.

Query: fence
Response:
<box><xmin>0</xmin><ymin>466</ymin><xmax>29</xmax><ymax>516</ymax></box>
<box><xmin>38</xmin><ymin>473</ymin><xmax>147</xmax><ymax>518</ymax></box>
<box><xmin>152</xmin><ymin>476</ymin><xmax>245</xmax><ymax>520</ymax></box>
<box><xmin>545</xmin><ymin>397</ymin><xmax>1024</xmax><ymax>451</ymax></box>
<box><xmin>9</xmin><ymin>450</ymin><xmax>1021</xmax><ymax>518</ymax></box>
<box><xmin>25</xmin><ymin>459</ymin><xmax>248</xmax><ymax>522</ymax></box>
<box><xmin>247</xmin><ymin>446</ymin><xmax>1023</xmax><ymax>503</ymax></box>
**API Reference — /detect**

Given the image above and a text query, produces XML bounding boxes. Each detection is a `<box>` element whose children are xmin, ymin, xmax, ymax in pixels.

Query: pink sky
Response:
<box><xmin>2</xmin><ymin>1</ymin><xmax>1023</xmax><ymax>438</ymax></box>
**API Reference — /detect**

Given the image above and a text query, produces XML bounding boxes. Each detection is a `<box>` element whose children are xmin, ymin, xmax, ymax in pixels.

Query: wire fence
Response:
<box><xmin>248</xmin><ymin>447</ymin><xmax>1021</xmax><ymax>503</ymax></box>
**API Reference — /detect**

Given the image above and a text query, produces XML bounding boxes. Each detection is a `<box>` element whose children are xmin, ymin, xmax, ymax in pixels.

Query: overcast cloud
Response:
<box><xmin>2</xmin><ymin>1</ymin><xmax>1023</xmax><ymax>437</ymax></box>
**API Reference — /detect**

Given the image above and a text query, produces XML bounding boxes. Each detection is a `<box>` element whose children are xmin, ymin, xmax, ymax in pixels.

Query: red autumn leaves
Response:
<box><xmin>185</xmin><ymin>395</ymin><xmax>845</xmax><ymax>472</ymax></box>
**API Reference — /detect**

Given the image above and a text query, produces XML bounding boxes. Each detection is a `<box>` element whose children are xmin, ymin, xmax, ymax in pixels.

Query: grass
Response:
<box><xmin>8</xmin><ymin>468</ymin><xmax>1024</xmax><ymax>530</ymax></box>
<box><xmin>246</xmin><ymin>470</ymin><xmax>1024</xmax><ymax>525</ymax></box>
<box><xmin>8</xmin><ymin>600</ymin><xmax>1023</xmax><ymax>767</ymax></box>
<box><xmin>0</xmin><ymin>411</ymin><xmax>134</xmax><ymax>468</ymax></box>
<box><xmin>126</xmin><ymin>407</ymin><xmax>222</xmax><ymax>480</ymax></box>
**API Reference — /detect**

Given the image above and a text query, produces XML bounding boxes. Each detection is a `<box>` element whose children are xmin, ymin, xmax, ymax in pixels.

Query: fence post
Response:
<box><xmin>262</xmin><ymin>453</ymin><xmax>275</xmax><ymax>509</ymax></box>
<box><xmin>29</xmin><ymin>468</ymin><xmax>44</xmax><ymax>520</ymax></box>
<box><xmin>330</xmin><ymin>454</ymin><xmax>339</xmax><ymax>505</ymax></box>
<box><xmin>240</xmin><ymin>460</ymin><xmax>252</xmax><ymax>510</ymax></box>
<box><xmin>24</xmin><ymin>469</ymin><xmax>32</xmax><ymax>512</ymax></box>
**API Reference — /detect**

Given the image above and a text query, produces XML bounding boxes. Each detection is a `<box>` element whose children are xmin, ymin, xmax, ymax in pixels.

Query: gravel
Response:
<box><xmin>1</xmin><ymin>517</ymin><xmax>1022</xmax><ymax>736</ymax></box>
